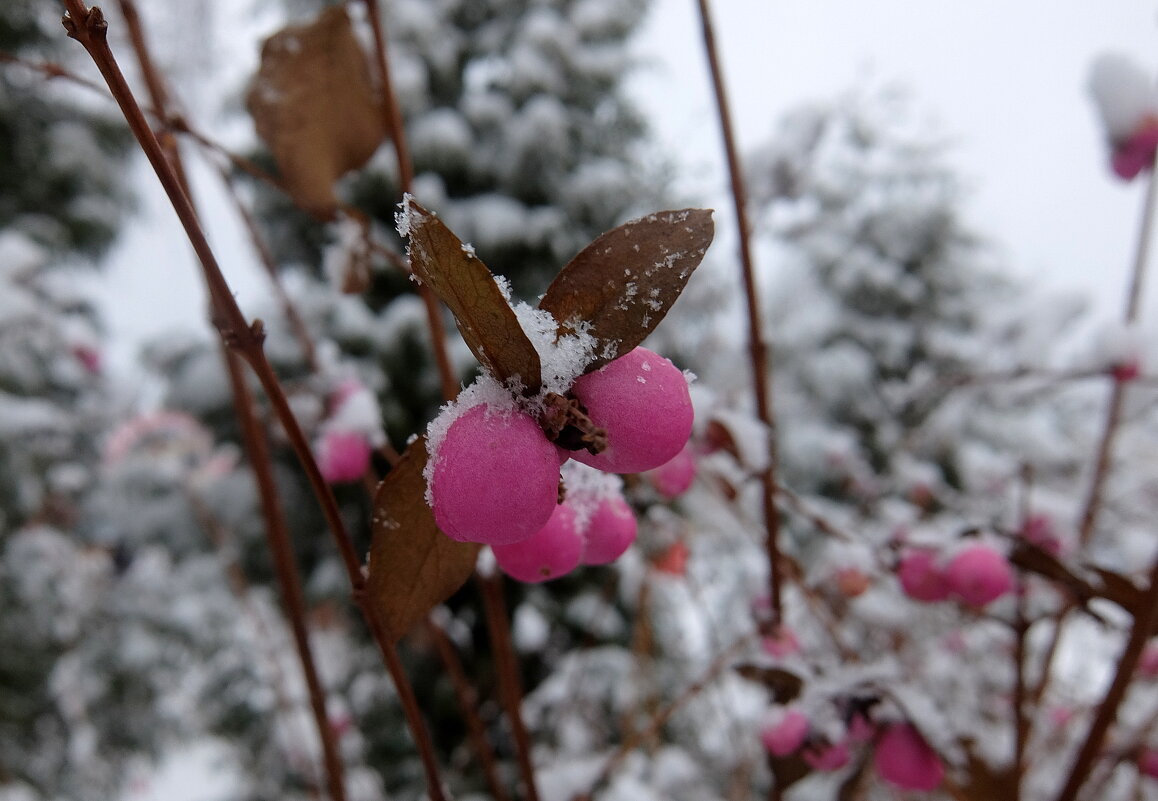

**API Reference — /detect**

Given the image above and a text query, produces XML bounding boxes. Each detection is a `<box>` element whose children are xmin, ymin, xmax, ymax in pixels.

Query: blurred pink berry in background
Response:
<box><xmin>874</xmin><ymin>722</ymin><xmax>944</xmax><ymax>791</ymax></box>
<box><xmin>1089</xmin><ymin>53</ymin><xmax>1158</xmax><ymax>181</ymax></box>
<box><xmin>316</xmin><ymin>430</ymin><xmax>373</xmax><ymax>483</ymax></box>
<box><xmin>944</xmin><ymin>544</ymin><xmax>1014</xmax><ymax>607</ymax></box>
<box><xmin>834</xmin><ymin>566</ymin><xmax>871</xmax><ymax>598</ymax></box>
<box><xmin>492</xmin><ymin>502</ymin><xmax>585</xmax><ymax>583</ymax></box>
<box><xmin>1139</xmin><ymin>747</ymin><xmax>1158</xmax><ymax>780</ymax></box>
<box><xmin>1138</xmin><ymin>642</ymin><xmax>1158</xmax><ymax>679</ymax></box>
<box><xmin>760</xmin><ymin>708</ymin><xmax>809</xmax><ymax>757</ymax></box>
<box><xmin>761</xmin><ymin>624</ymin><xmax>801</xmax><ymax>659</ymax></box>
<box><xmin>803</xmin><ymin>740</ymin><xmax>851</xmax><ymax>772</ymax></box>
<box><xmin>570</xmin><ymin>346</ymin><xmax>694</xmax><ymax>474</ymax></box>
<box><xmin>897</xmin><ymin>548</ymin><xmax>951</xmax><ymax>603</ymax></box>
<box><xmin>1020</xmin><ymin>513</ymin><xmax>1064</xmax><ymax>556</ymax></box>
<box><xmin>580</xmin><ymin>494</ymin><xmax>638</xmax><ymax>565</ymax></box>
<box><xmin>72</xmin><ymin>344</ymin><xmax>102</xmax><ymax>375</ymax></box>
<box><xmin>1111</xmin><ymin>123</ymin><xmax>1158</xmax><ymax>180</ymax></box>
<box><xmin>646</xmin><ymin>444</ymin><xmax>697</xmax><ymax>498</ymax></box>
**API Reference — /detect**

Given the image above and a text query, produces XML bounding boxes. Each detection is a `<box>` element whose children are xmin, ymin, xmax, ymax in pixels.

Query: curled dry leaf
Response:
<box><xmin>246</xmin><ymin>6</ymin><xmax>386</xmax><ymax>218</ymax></box>
<box><xmin>366</xmin><ymin>436</ymin><xmax>480</xmax><ymax>641</ymax></box>
<box><xmin>734</xmin><ymin>664</ymin><xmax>805</xmax><ymax>704</ymax></box>
<box><xmin>399</xmin><ymin>198</ymin><xmax>543</xmax><ymax>394</ymax></box>
<box><xmin>539</xmin><ymin>208</ymin><xmax>714</xmax><ymax>373</ymax></box>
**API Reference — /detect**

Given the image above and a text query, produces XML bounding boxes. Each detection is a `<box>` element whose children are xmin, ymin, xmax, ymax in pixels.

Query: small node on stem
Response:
<box><xmin>539</xmin><ymin>391</ymin><xmax>608</xmax><ymax>455</ymax></box>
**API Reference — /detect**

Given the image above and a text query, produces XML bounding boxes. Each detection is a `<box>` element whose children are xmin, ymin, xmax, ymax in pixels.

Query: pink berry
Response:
<box><xmin>944</xmin><ymin>544</ymin><xmax>1014</xmax><ymax>607</ymax></box>
<box><xmin>317</xmin><ymin>430</ymin><xmax>373</xmax><ymax>483</ymax></box>
<box><xmin>874</xmin><ymin>723</ymin><xmax>944</xmax><ymax>792</ymax></box>
<box><xmin>760</xmin><ymin>708</ymin><xmax>809</xmax><ymax>757</ymax></box>
<box><xmin>570</xmin><ymin>347</ymin><xmax>694</xmax><ymax>474</ymax></box>
<box><xmin>897</xmin><ymin>549</ymin><xmax>951</xmax><ymax>603</ymax></box>
<box><xmin>1113</xmin><ymin>123</ymin><xmax>1158</xmax><ymax>180</ymax></box>
<box><xmin>1138</xmin><ymin>643</ymin><xmax>1158</xmax><ymax>679</ymax></box>
<box><xmin>581</xmin><ymin>494</ymin><xmax>638</xmax><ymax>565</ymax></box>
<box><xmin>428</xmin><ymin>404</ymin><xmax>560</xmax><ymax>545</ymax></box>
<box><xmin>646</xmin><ymin>445</ymin><xmax>697</xmax><ymax>498</ymax></box>
<box><xmin>761</xmin><ymin>625</ymin><xmax>801</xmax><ymax>659</ymax></box>
<box><xmin>834</xmin><ymin>566</ymin><xmax>871</xmax><ymax>598</ymax></box>
<box><xmin>492</xmin><ymin>502</ymin><xmax>584</xmax><ymax>583</ymax></box>
<box><xmin>1140</xmin><ymin>747</ymin><xmax>1158</xmax><ymax>779</ymax></box>
<box><xmin>803</xmin><ymin>740</ymin><xmax>851</xmax><ymax>772</ymax></box>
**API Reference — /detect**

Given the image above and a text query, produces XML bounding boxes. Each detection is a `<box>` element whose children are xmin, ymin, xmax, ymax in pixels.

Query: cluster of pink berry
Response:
<box><xmin>897</xmin><ymin>542</ymin><xmax>1014</xmax><ymax>607</ymax></box>
<box><xmin>761</xmin><ymin>708</ymin><xmax>943</xmax><ymax>791</ymax></box>
<box><xmin>425</xmin><ymin>346</ymin><xmax>694</xmax><ymax>582</ymax></box>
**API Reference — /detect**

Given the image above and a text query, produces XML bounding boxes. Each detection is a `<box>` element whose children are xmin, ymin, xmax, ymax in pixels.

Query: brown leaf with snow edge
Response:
<box><xmin>401</xmin><ymin>199</ymin><xmax>543</xmax><ymax>395</ymax></box>
<box><xmin>366</xmin><ymin>436</ymin><xmax>480</xmax><ymax>641</ymax></box>
<box><xmin>538</xmin><ymin>209</ymin><xmax>715</xmax><ymax>374</ymax></box>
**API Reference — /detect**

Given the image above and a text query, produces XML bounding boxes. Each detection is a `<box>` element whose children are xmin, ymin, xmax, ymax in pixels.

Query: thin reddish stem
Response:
<box><xmin>60</xmin><ymin>6</ymin><xmax>448</xmax><ymax>799</ymax></box>
<box><xmin>694</xmin><ymin>0</ymin><xmax>783</xmax><ymax>620</ymax></box>
<box><xmin>358</xmin><ymin>0</ymin><xmax>458</xmax><ymax>403</ymax></box>
<box><xmin>479</xmin><ymin>572</ymin><xmax>541</xmax><ymax>801</ymax></box>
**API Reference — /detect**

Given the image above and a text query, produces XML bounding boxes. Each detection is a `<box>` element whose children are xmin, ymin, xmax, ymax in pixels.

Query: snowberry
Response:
<box><xmin>580</xmin><ymin>494</ymin><xmax>638</xmax><ymax>565</ymax></box>
<box><xmin>428</xmin><ymin>403</ymin><xmax>560</xmax><ymax>545</ymax></box>
<box><xmin>944</xmin><ymin>544</ymin><xmax>1014</xmax><ymax>607</ymax></box>
<box><xmin>897</xmin><ymin>548</ymin><xmax>951</xmax><ymax>603</ymax></box>
<box><xmin>1140</xmin><ymin>747</ymin><xmax>1158</xmax><ymax>779</ymax></box>
<box><xmin>646</xmin><ymin>444</ymin><xmax>697</xmax><ymax>498</ymax></box>
<box><xmin>570</xmin><ymin>347</ymin><xmax>694</xmax><ymax>474</ymax></box>
<box><xmin>492</xmin><ymin>502</ymin><xmax>584</xmax><ymax>583</ymax></box>
<box><xmin>834</xmin><ymin>566</ymin><xmax>871</xmax><ymax>598</ymax></box>
<box><xmin>760</xmin><ymin>708</ymin><xmax>810</xmax><ymax>757</ymax></box>
<box><xmin>874</xmin><ymin>723</ymin><xmax>944</xmax><ymax>792</ymax></box>
<box><xmin>803</xmin><ymin>740</ymin><xmax>851</xmax><ymax>772</ymax></box>
<box><xmin>316</xmin><ymin>430</ymin><xmax>374</xmax><ymax>483</ymax></box>
<box><xmin>761</xmin><ymin>624</ymin><xmax>801</xmax><ymax>659</ymax></box>
<box><xmin>1139</xmin><ymin>643</ymin><xmax>1158</xmax><ymax>679</ymax></box>
<box><xmin>1112</xmin><ymin>124</ymin><xmax>1158</xmax><ymax>180</ymax></box>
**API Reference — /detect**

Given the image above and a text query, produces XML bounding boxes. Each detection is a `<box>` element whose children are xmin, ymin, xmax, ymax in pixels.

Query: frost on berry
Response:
<box><xmin>646</xmin><ymin>444</ymin><xmax>697</xmax><ymax>499</ymax></box>
<box><xmin>570</xmin><ymin>346</ymin><xmax>694</xmax><ymax>474</ymax></box>
<box><xmin>759</xmin><ymin>707</ymin><xmax>809</xmax><ymax>757</ymax></box>
<box><xmin>874</xmin><ymin>722</ymin><xmax>944</xmax><ymax>791</ymax></box>
<box><xmin>559</xmin><ymin>461</ymin><xmax>637</xmax><ymax>565</ymax></box>
<box><xmin>1089</xmin><ymin>53</ymin><xmax>1158</xmax><ymax>180</ymax></box>
<box><xmin>425</xmin><ymin>394</ymin><xmax>559</xmax><ymax>545</ymax></box>
<box><xmin>492</xmin><ymin>502</ymin><xmax>585</xmax><ymax>583</ymax></box>
<box><xmin>944</xmin><ymin>544</ymin><xmax>1014</xmax><ymax>607</ymax></box>
<box><xmin>897</xmin><ymin>548</ymin><xmax>951</xmax><ymax>603</ymax></box>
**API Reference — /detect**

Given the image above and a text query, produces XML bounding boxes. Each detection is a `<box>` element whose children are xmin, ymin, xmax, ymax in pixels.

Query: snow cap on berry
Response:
<box><xmin>425</xmin><ymin>377</ymin><xmax>560</xmax><ymax>545</ymax></box>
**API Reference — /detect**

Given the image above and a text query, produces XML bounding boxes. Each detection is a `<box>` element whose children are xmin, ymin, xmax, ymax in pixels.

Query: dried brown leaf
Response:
<box><xmin>401</xmin><ymin>199</ymin><xmax>542</xmax><ymax>394</ymax></box>
<box><xmin>246</xmin><ymin>7</ymin><xmax>386</xmax><ymax>217</ymax></box>
<box><xmin>539</xmin><ymin>209</ymin><xmax>714</xmax><ymax>373</ymax></box>
<box><xmin>733</xmin><ymin>664</ymin><xmax>804</xmax><ymax>704</ymax></box>
<box><xmin>366</xmin><ymin>436</ymin><xmax>480</xmax><ymax>641</ymax></box>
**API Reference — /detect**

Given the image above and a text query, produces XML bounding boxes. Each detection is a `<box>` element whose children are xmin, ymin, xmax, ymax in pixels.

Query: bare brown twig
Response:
<box><xmin>59</xmin><ymin>5</ymin><xmax>449</xmax><ymax>799</ymax></box>
<box><xmin>694</xmin><ymin>0</ymin><xmax>784</xmax><ymax>621</ymax></box>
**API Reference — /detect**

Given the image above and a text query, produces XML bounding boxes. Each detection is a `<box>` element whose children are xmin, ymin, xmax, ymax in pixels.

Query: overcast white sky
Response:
<box><xmin>630</xmin><ymin>0</ymin><xmax>1158</xmax><ymax>323</ymax></box>
<box><xmin>97</xmin><ymin>1</ymin><xmax>1158</xmax><ymax>378</ymax></box>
